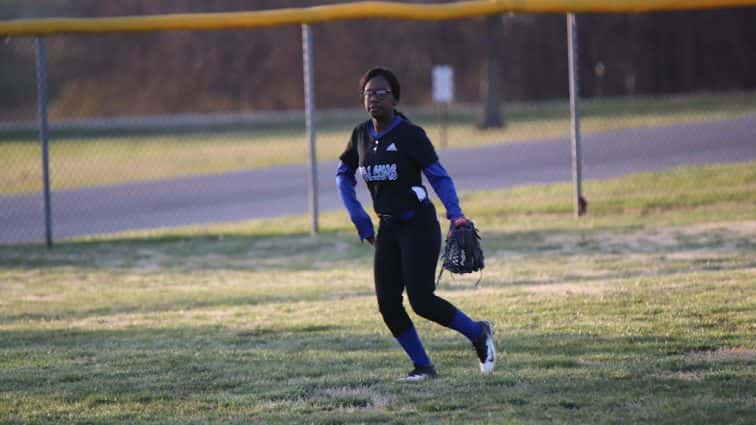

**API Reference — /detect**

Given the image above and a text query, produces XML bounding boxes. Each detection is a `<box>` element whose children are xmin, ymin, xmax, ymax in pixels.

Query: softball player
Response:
<box><xmin>336</xmin><ymin>67</ymin><xmax>496</xmax><ymax>381</ymax></box>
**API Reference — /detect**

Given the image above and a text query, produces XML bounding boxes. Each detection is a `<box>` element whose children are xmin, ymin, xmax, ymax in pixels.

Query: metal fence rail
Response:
<box><xmin>3</xmin><ymin>0</ymin><xmax>756</xmax><ymax>36</ymax></box>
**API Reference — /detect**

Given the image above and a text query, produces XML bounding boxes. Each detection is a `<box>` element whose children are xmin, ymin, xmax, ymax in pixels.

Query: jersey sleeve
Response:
<box><xmin>423</xmin><ymin>161</ymin><xmax>464</xmax><ymax>220</ymax></box>
<box><xmin>336</xmin><ymin>161</ymin><xmax>375</xmax><ymax>241</ymax></box>
<box><xmin>339</xmin><ymin>127</ymin><xmax>360</xmax><ymax>169</ymax></box>
<box><xmin>407</xmin><ymin>127</ymin><xmax>439</xmax><ymax>170</ymax></box>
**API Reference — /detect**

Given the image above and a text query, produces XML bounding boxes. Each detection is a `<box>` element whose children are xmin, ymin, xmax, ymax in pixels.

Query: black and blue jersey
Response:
<box><xmin>337</xmin><ymin>115</ymin><xmax>463</xmax><ymax>241</ymax></box>
<box><xmin>340</xmin><ymin>116</ymin><xmax>437</xmax><ymax>216</ymax></box>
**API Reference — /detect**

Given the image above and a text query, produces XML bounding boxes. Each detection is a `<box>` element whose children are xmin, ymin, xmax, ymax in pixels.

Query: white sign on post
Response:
<box><xmin>432</xmin><ymin>65</ymin><xmax>453</xmax><ymax>149</ymax></box>
<box><xmin>432</xmin><ymin>65</ymin><xmax>453</xmax><ymax>104</ymax></box>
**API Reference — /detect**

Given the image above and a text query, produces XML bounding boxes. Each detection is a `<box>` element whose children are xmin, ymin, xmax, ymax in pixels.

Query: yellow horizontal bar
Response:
<box><xmin>1</xmin><ymin>0</ymin><xmax>755</xmax><ymax>36</ymax></box>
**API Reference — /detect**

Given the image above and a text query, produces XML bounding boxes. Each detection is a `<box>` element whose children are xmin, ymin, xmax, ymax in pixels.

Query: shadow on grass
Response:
<box><xmin>482</xmin><ymin>226</ymin><xmax>756</xmax><ymax>254</ymax></box>
<box><xmin>0</xmin><ymin>229</ymin><xmax>372</xmax><ymax>271</ymax></box>
<box><xmin>1</xmin><ymin>225</ymin><xmax>753</xmax><ymax>286</ymax></box>
<box><xmin>0</xmin><ymin>327</ymin><xmax>741</xmax><ymax>383</ymax></box>
<box><xmin>0</xmin><ymin>284</ymin><xmax>375</xmax><ymax>325</ymax></box>
<box><xmin>2</xmin><ymin>327</ymin><xmax>753</xmax><ymax>424</ymax></box>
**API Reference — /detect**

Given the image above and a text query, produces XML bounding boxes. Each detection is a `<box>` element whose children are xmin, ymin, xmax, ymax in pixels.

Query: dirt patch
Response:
<box><xmin>525</xmin><ymin>281</ymin><xmax>614</xmax><ymax>295</ymax></box>
<box><xmin>658</xmin><ymin>371</ymin><xmax>706</xmax><ymax>382</ymax></box>
<box><xmin>317</xmin><ymin>386</ymin><xmax>395</xmax><ymax>410</ymax></box>
<box><xmin>686</xmin><ymin>347</ymin><xmax>756</xmax><ymax>362</ymax></box>
<box><xmin>20</xmin><ymin>294</ymin><xmax>65</xmax><ymax>302</ymax></box>
<box><xmin>689</xmin><ymin>220</ymin><xmax>756</xmax><ymax>234</ymax></box>
<box><xmin>546</xmin><ymin>220</ymin><xmax>756</xmax><ymax>254</ymax></box>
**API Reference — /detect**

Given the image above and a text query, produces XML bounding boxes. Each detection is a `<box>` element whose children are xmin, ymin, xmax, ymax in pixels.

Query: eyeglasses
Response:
<box><xmin>362</xmin><ymin>89</ymin><xmax>392</xmax><ymax>99</ymax></box>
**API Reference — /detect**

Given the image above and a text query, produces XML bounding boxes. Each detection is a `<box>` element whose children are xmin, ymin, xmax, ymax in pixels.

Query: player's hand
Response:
<box><xmin>365</xmin><ymin>236</ymin><xmax>375</xmax><ymax>246</ymax></box>
<box><xmin>452</xmin><ymin>217</ymin><xmax>469</xmax><ymax>228</ymax></box>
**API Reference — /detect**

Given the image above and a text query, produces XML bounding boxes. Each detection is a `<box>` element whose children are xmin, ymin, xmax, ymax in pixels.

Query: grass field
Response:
<box><xmin>1</xmin><ymin>161</ymin><xmax>755</xmax><ymax>424</ymax></box>
<box><xmin>2</xmin><ymin>91</ymin><xmax>756</xmax><ymax>195</ymax></box>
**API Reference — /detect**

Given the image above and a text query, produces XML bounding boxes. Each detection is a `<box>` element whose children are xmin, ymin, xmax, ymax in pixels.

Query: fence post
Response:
<box><xmin>35</xmin><ymin>36</ymin><xmax>53</xmax><ymax>247</ymax></box>
<box><xmin>302</xmin><ymin>24</ymin><xmax>319</xmax><ymax>235</ymax></box>
<box><xmin>567</xmin><ymin>13</ymin><xmax>587</xmax><ymax>217</ymax></box>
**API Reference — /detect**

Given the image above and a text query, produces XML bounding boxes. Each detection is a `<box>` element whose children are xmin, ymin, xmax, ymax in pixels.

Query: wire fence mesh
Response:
<box><xmin>2</xmin><ymin>10</ymin><xmax>756</xmax><ymax>244</ymax></box>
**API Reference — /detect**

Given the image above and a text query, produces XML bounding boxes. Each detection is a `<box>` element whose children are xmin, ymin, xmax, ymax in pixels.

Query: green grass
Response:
<box><xmin>2</xmin><ymin>91</ymin><xmax>756</xmax><ymax>195</ymax></box>
<box><xmin>1</xmin><ymin>161</ymin><xmax>755</xmax><ymax>424</ymax></box>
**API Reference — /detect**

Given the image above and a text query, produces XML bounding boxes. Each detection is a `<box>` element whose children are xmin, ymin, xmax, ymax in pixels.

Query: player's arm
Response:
<box><xmin>336</xmin><ymin>161</ymin><xmax>375</xmax><ymax>242</ymax></box>
<box><xmin>423</xmin><ymin>161</ymin><xmax>467</xmax><ymax>226</ymax></box>
<box><xmin>410</xmin><ymin>126</ymin><xmax>467</xmax><ymax>226</ymax></box>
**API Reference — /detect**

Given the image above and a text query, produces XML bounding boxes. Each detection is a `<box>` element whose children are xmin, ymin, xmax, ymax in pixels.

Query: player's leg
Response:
<box><xmin>374</xmin><ymin>220</ymin><xmax>435</xmax><ymax>380</ymax></box>
<box><xmin>400</xmin><ymin>205</ymin><xmax>457</xmax><ymax>326</ymax></box>
<box><xmin>401</xmin><ymin>203</ymin><xmax>496</xmax><ymax>374</ymax></box>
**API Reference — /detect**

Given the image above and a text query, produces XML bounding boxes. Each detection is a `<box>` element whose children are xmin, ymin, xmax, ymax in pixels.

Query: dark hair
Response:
<box><xmin>359</xmin><ymin>67</ymin><xmax>401</xmax><ymax>101</ymax></box>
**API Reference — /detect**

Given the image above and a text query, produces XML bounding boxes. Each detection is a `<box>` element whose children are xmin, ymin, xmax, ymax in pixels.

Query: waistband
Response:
<box><xmin>378</xmin><ymin>199</ymin><xmax>433</xmax><ymax>223</ymax></box>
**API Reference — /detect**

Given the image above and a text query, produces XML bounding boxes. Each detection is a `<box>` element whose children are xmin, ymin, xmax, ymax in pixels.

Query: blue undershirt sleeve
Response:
<box><xmin>423</xmin><ymin>160</ymin><xmax>464</xmax><ymax>220</ymax></box>
<box><xmin>336</xmin><ymin>161</ymin><xmax>374</xmax><ymax>240</ymax></box>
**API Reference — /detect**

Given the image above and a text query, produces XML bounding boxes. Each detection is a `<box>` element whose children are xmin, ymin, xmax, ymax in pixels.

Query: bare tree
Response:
<box><xmin>478</xmin><ymin>15</ymin><xmax>504</xmax><ymax>129</ymax></box>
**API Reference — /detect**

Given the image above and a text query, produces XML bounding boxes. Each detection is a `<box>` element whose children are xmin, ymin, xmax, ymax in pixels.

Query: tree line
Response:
<box><xmin>1</xmin><ymin>0</ymin><xmax>755</xmax><ymax>120</ymax></box>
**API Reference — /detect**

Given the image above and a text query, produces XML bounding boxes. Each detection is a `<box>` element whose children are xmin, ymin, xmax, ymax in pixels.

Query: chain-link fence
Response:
<box><xmin>1</xmin><ymin>36</ymin><xmax>44</xmax><ymax>244</ymax></box>
<box><xmin>2</xmin><ymin>6</ymin><xmax>756</xmax><ymax>245</ymax></box>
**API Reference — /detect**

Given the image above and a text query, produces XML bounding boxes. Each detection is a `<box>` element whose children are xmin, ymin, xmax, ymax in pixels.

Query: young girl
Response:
<box><xmin>336</xmin><ymin>67</ymin><xmax>495</xmax><ymax>381</ymax></box>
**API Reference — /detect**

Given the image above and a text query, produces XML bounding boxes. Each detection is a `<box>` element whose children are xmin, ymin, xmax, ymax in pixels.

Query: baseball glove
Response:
<box><xmin>437</xmin><ymin>220</ymin><xmax>485</xmax><ymax>286</ymax></box>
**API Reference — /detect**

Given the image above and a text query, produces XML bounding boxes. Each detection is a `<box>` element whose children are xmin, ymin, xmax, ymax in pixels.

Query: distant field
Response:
<box><xmin>1</xmin><ymin>91</ymin><xmax>755</xmax><ymax>195</ymax></box>
<box><xmin>1</xmin><ymin>161</ymin><xmax>754</xmax><ymax>424</ymax></box>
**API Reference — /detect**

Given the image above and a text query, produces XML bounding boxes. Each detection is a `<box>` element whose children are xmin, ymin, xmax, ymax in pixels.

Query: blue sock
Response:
<box><xmin>448</xmin><ymin>309</ymin><xmax>483</xmax><ymax>342</ymax></box>
<box><xmin>396</xmin><ymin>326</ymin><xmax>432</xmax><ymax>367</ymax></box>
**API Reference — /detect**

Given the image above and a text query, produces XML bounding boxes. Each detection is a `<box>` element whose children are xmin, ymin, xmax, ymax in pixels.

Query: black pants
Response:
<box><xmin>374</xmin><ymin>202</ymin><xmax>458</xmax><ymax>337</ymax></box>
